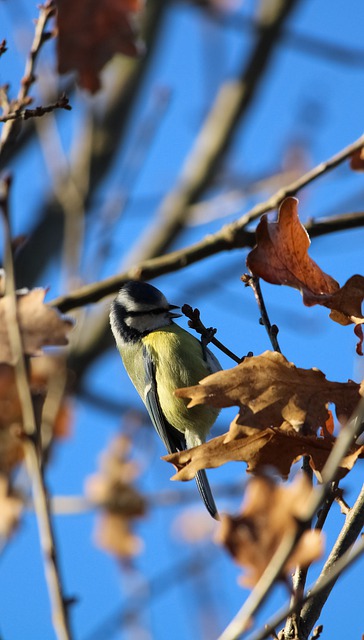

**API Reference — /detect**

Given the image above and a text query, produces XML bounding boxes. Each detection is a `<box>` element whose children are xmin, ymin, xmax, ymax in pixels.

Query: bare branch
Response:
<box><xmin>299</xmin><ymin>482</ymin><xmax>364</xmax><ymax>638</ymax></box>
<box><xmin>49</xmin><ymin>132</ymin><xmax>364</xmax><ymax>314</ymax></box>
<box><xmin>216</xmin><ymin>396</ymin><xmax>364</xmax><ymax>640</ymax></box>
<box><xmin>123</xmin><ymin>0</ymin><xmax>300</xmax><ymax>266</ymax></box>
<box><xmin>0</xmin><ymin>94</ymin><xmax>71</xmax><ymax>122</ymax></box>
<box><xmin>181</xmin><ymin>303</ymin><xmax>242</xmax><ymax>363</ymax></box>
<box><xmin>250</xmin><ymin>534</ymin><xmax>364</xmax><ymax>640</ymax></box>
<box><xmin>0</xmin><ymin>177</ymin><xmax>73</xmax><ymax>640</ymax></box>
<box><xmin>0</xmin><ymin>1</ymin><xmax>57</xmax><ymax>160</ymax></box>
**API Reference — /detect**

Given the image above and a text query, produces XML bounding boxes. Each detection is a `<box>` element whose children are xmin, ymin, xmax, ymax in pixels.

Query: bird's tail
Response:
<box><xmin>194</xmin><ymin>469</ymin><xmax>219</xmax><ymax>520</ymax></box>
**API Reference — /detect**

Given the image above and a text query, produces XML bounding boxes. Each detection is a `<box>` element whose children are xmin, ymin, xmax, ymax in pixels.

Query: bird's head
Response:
<box><xmin>110</xmin><ymin>281</ymin><xmax>181</xmax><ymax>342</ymax></box>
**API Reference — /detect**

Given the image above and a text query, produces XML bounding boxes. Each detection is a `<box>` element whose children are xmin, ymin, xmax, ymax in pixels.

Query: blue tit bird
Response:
<box><xmin>109</xmin><ymin>280</ymin><xmax>221</xmax><ymax>519</ymax></box>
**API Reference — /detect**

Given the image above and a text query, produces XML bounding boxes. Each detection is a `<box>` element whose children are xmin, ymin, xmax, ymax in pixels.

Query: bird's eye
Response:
<box><xmin>126</xmin><ymin>307</ymin><xmax>166</xmax><ymax>318</ymax></box>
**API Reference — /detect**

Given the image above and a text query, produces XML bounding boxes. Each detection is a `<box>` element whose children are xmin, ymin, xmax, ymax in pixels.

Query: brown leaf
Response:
<box><xmin>246</xmin><ymin>198</ymin><xmax>364</xmax><ymax>353</ymax></box>
<box><xmin>216</xmin><ymin>475</ymin><xmax>324</xmax><ymax>587</ymax></box>
<box><xmin>86</xmin><ymin>435</ymin><xmax>146</xmax><ymax>559</ymax></box>
<box><xmin>175</xmin><ymin>351</ymin><xmax>360</xmax><ymax>435</ymax></box>
<box><xmin>165</xmin><ymin>427</ymin><xmax>364</xmax><ymax>481</ymax></box>
<box><xmin>56</xmin><ymin>0</ymin><xmax>144</xmax><ymax>93</ymax></box>
<box><xmin>326</xmin><ymin>275</ymin><xmax>364</xmax><ymax>325</ymax></box>
<box><xmin>0</xmin><ymin>289</ymin><xmax>73</xmax><ymax>365</ymax></box>
<box><xmin>350</xmin><ymin>147</ymin><xmax>364</xmax><ymax>171</ymax></box>
<box><xmin>246</xmin><ymin>197</ymin><xmax>339</xmax><ymax>299</ymax></box>
<box><xmin>94</xmin><ymin>512</ymin><xmax>143</xmax><ymax>558</ymax></box>
<box><xmin>167</xmin><ymin>352</ymin><xmax>363</xmax><ymax>479</ymax></box>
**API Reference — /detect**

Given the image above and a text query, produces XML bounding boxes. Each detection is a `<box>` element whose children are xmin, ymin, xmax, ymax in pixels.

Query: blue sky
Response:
<box><xmin>0</xmin><ymin>1</ymin><xmax>363</xmax><ymax>639</ymax></box>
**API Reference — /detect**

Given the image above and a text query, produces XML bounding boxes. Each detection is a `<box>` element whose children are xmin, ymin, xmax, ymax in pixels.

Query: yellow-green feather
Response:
<box><xmin>120</xmin><ymin>325</ymin><xmax>218</xmax><ymax>446</ymax></box>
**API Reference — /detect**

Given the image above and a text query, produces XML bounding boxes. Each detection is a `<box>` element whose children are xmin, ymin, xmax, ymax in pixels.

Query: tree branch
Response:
<box><xmin>0</xmin><ymin>1</ymin><xmax>57</xmax><ymax>162</ymax></box>
<box><xmin>123</xmin><ymin>0</ymin><xmax>301</xmax><ymax>266</ymax></box>
<box><xmin>249</xmin><ymin>534</ymin><xmax>364</xmax><ymax>640</ymax></box>
<box><xmin>0</xmin><ymin>94</ymin><xmax>71</xmax><ymax>122</ymax></box>
<box><xmin>49</xmin><ymin>133</ymin><xmax>364</xmax><ymax>314</ymax></box>
<box><xmin>0</xmin><ymin>177</ymin><xmax>73</xmax><ymax>640</ymax></box>
<box><xmin>299</xmin><ymin>482</ymin><xmax>364</xmax><ymax>639</ymax></box>
<box><xmin>216</xmin><ymin>396</ymin><xmax>364</xmax><ymax>640</ymax></box>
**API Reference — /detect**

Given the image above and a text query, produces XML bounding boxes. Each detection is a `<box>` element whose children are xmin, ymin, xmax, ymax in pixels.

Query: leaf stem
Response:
<box><xmin>242</xmin><ymin>275</ymin><xmax>281</xmax><ymax>353</ymax></box>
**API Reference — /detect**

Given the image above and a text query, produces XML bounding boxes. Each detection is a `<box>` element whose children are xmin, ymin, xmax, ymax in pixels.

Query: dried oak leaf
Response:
<box><xmin>56</xmin><ymin>0</ymin><xmax>144</xmax><ymax>93</ymax></box>
<box><xmin>246</xmin><ymin>197</ymin><xmax>364</xmax><ymax>354</ymax></box>
<box><xmin>175</xmin><ymin>351</ymin><xmax>360</xmax><ymax>434</ymax></box>
<box><xmin>165</xmin><ymin>352</ymin><xmax>363</xmax><ymax>479</ymax></box>
<box><xmin>216</xmin><ymin>475</ymin><xmax>324</xmax><ymax>587</ymax></box>
<box><xmin>0</xmin><ymin>289</ymin><xmax>73</xmax><ymax>365</ymax></box>
<box><xmin>246</xmin><ymin>197</ymin><xmax>338</xmax><ymax>298</ymax></box>
<box><xmin>165</xmin><ymin>427</ymin><xmax>364</xmax><ymax>481</ymax></box>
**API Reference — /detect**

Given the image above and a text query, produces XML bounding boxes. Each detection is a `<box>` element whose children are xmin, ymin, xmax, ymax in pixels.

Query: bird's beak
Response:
<box><xmin>168</xmin><ymin>304</ymin><xmax>182</xmax><ymax>319</ymax></box>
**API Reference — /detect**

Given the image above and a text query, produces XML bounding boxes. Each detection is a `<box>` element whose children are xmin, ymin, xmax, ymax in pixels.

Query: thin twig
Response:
<box><xmin>217</xmin><ymin>396</ymin><xmax>364</xmax><ymax>640</ymax></box>
<box><xmin>122</xmin><ymin>0</ymin><xmax>300</xmax><ymax>268</ymax></box>
<box><xmin>0</xmin><ymin>40</ymin><xmax>7</xmax><ymax>57</ymax></box>
<box><xmin>284</xmin><ymin>457</ymin><xmax>313</xmax><ymax>639</ymax></box>
<box><xmin>83</xmin><ymin>547</ymin><xmax>217</xmax><ymax>640</ymax></box>
<box><xmin>182</xmin><ymin>304</ymin><xmax>242</xmax><ymax>364</ymax></box>
<box><xmin>334</xmin><ymin>490</ymin><xmax>351</xmax><ymax>516</ymax></box>
<box><xmin>314</xmin><ymin>482</ymin><xmax>336</xmax><ymax>531</ymax></box>
<box><xmin>242</xmin><ymin>275</ymin><xmax>281</xmax><ymax>353</ymax></box>
<box><xmin>299</xmin><ymin>482</ymin><xmax>364</xmax><ymax>638</ymax></box>
<box><xmin>49</xmin><ymin>133</ymin><xmax>364</xmax><ymax>314</ymax></box>
<box><xmin>0</xmin><ymin>1</ymin><xmax>56</xmax><ymax>159</ymax></box>
<box><xmin>203</xmin><ymin>9</ymin><xmax>364</xmax><ymax>69</ymax></box>
<box><xmin>248</xmin><ymin>534</ymin><xmax>364</xmax><ymax>640</ymax></box>
<box><xmin>0</xmin><ymin>94</ymin><xmax>71</xmax><ymax>122</ymax></box>
<box><xmin>0</xmin><ymin>177</ymin><xmax>73</xmax><ymax>640</ymax></box>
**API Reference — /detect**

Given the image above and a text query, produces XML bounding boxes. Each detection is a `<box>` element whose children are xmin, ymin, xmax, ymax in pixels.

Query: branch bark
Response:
<box><xmin>298</xmin><ymin>482</ymin><xmax>364</xmax><ymax>639</ymax></box>
<box><xmin>49</xmin><ymin>132</ymin><xmax>364</xmax><ymax>314</ymax></box>
<box><xmin>124</xmin><ymin>0</ymin><xmax>301</xmax><ymax>266</ymax></box>
<box><xmin>0</xmin><ymin>177</ymin><xmax>72</xmax><ymax>640</ymax></box>
<box><xmin>216</xmin><ymin>396</ymin><xmax>364</xmax><ymax>640</ymax></box>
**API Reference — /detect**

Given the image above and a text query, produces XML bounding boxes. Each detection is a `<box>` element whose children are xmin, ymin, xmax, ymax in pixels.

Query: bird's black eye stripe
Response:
<box><xmin>125</xmin><ymin>307</ymin><xmax>167</xmax><ymax>318</ymax></box>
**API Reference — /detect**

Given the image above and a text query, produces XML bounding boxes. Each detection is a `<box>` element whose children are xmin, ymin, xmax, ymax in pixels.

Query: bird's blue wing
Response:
<box><xmin>143</xmin><ymin>345</ymin><xmax>186</xmax><ymax>455</ymax></box>
<box><xmin>143</xmin><ymin>344</ymin><xmax>219</xmax><ymax>520</ymax></box>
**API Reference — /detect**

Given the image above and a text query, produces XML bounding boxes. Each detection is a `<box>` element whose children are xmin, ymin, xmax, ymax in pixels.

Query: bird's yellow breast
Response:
<box><xmin>122</xmin><ymin>325</ymin><xmax>219</xmax><ymax>444</ymax></box>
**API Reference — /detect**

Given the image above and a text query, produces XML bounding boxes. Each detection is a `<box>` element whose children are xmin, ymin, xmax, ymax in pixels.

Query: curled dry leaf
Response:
<box><xmin>246</xmin><ymin>197</ymin><xmax>338</xmax><ymax>298</ymax></box>
<box><xmin>86</xmin><ymin>435</ymin><xmax>146</xmax><ymax>559</ymax></box>
<box><xmin>165</xmin><ymin>352</ymin><xmax>363</xmax><ymax>480</ymax></box>
<box><xmin>56</xmin><ymin>0</ymin><xmax>144</xmax><ymax>93</ymax></box>
<box><xmin>216</xmin><ymin>475</ymin><xmax>324</xmax><ymax>587</ymax></box>
<box><xmin>246</xmin><ymin>197</ymin><xmax>364</xmax><ymax>354</ymax></box>
<box><xmin>0</xmin><ymin>289</ymin><xmax>73</xmax><ymax>365</ymax></box>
